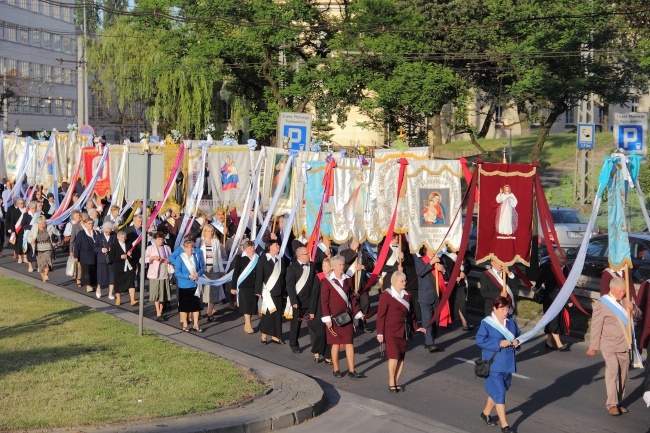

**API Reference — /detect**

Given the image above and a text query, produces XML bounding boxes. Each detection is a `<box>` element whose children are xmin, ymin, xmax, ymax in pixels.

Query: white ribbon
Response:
<box><xmin>11</xmin><ymin>137</ymin><xmax>35</xmax><ymax>200</ymax></box>
<box><xmin>279</xmin><ymin>161</ymin><xmax>309</xmax><ymax>257</ymax></box>
<box><xmin>109</xmin><ymin>146</ymin><xmax>128</xmax><ymax>211</ymax></box>
<box><xmin>483</xmin><ymin>313</ymin><xmax>516</xmax><ymax>342</ymax></box>
<box><xmin>174</xmin><ymin>143</ymin><xmax>207</xmax><ymax>249</ymax></box>
<box><xmin>255</xmin><ymin>152</ymin><xmax>295</xmax><ymax>248</ymax></box>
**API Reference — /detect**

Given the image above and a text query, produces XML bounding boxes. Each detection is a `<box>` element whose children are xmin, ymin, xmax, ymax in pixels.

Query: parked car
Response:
<box><xmin>539</xmin><ymin>207</ymin><xmax>598</xmax><ymax>251</ymax></box>
<box><xmin>567</xmin><ymin>233</ymin><xmax>650</xmax><ymax>292</ymax></box>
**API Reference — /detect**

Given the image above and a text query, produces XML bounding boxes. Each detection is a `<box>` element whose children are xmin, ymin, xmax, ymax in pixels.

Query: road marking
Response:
<box><xmin>351</xmin><ymin>403</ymin><xmax>387</xmax><ymax>416</ymax></box>
<box><xmin>454</xmin><ymin>357</ymin><xmax>531</xmax><ymax>380</ymax></box>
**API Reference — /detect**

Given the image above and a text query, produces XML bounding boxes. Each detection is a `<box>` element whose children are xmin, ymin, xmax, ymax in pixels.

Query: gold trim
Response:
<box><xmin>475</xmin><ymin>253</ymin><xmax>531</xmax><ymax>268</ymax></box>
<box><xmin>375</xmin><ymin>153</ymin><xmax>429</xmax><ymax>163</ymax></box>
<box><xmin>406</xmin><ymin>164</ymin><xmax>463</xmax><ymax>178</ymax></box>
<box><xmin>608</xmin><ymin>258</ymin><xmax>633</xmax><ymax>272</ymax></box>
<box><xmin>479</xmin><ymin>166</ymin><xmax>536</xmax><ymax>177</ymax></box>
<box><xmin>207</xmin><ymin>146</ymin><xmax>250</xmax><ymax>153</ymax></box>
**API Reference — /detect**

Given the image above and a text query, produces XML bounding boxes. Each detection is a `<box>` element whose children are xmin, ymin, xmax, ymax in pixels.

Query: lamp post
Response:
<box><xmin>138</xmin><ymin>139</ymin><xmax>150</xmax><ymax>336</ymax></box>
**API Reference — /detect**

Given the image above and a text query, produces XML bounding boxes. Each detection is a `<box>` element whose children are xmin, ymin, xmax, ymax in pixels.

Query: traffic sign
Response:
<box><xmin>577</xmin><ymin>123</ymin><xmax>595</xmax><ymax>149</ymax></box>
<box><xmin>277</xmin><ymin>112</ymin><xmax>312</xmax><ymax>151</ymax></box>
<box><xmin>614</xmin><ymin>113</ymin><xmax>647</xmax><ymax>155</ymax></box>
<box><xmin>79</xmin><ymin>124</ymin><xmax>94</xmax><ymax>136</ymax></box>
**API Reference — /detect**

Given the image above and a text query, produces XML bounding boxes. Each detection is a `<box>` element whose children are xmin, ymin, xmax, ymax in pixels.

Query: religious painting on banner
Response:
<box><xmin>301</xmin><ymin>159</ymin><xmax>333</xmax><ymax>240</ymax></box>
<box><xmin>370</xmin><ymin>148</ymin><xmax>429</xmax><ymax>244</ymax></box>
<box><xmin>292</xmin><ymin>150</ymin><xmax>326</xmax><ymax>237</ymax></box>
<box><xmin>331</xmin><ymin>157</ymin><xmax>372</xmax><ymax>243</ymax></box>
<box><xmin>185</xmin><ymin>144</ymin><xmax>252</xmax><ymax>214</ymax></box>
<box><xmin>33</xmin><ymin>140</ymin><xmax>55</xmax><ymax>190</ymax></box>
<box><xmin>261</xmin><ymin>147</ymin><xmax>294</xmax><ymax>217</ymax></box>
<box><xmin>82</xmin><ymin>147</ymin><xmax>111</xmax><ymax>198</ymax></box>
<box><xmin>405</xmin><ymin>159</ymin><xmax>463</xmax><ymax>253</ymax></box>
<box><xmin>475</xmin><ymin>163</ymin><xmax>535</xmax><ymax>266</ymax></box>
<box><xmin>2</xmin><ymin>135</ymin><xmax>27</xmax><ymax>182</ymax></box>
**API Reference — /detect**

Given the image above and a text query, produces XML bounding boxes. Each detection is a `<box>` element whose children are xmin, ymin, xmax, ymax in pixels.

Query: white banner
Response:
<box><xmin>330</xmin><ymin>157</ymin><xmax>373</xmax><ymax>243</ymax></box>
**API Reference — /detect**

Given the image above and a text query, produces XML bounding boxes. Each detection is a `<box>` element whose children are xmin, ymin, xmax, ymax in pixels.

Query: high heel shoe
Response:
<box><xmin>388</xmin><ymin>386</ymin><xmax>398</xmax><ymax>393</ymax></box>
<box><xmin>545</xmin><ymin>343</ymin><xmax>556</xmax><ymax>350</ymax></box>
<box><xmin>557</xmin><ymin>344</ymin><xmax>567</xmax><ymax>351</ymax></box>
<box><xmin>480</xmin><ymin>412</ymin><xmax>498</xmax><ymax>426</ymax></box>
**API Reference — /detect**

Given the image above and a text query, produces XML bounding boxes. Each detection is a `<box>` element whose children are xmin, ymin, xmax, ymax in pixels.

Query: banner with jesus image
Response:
<box><xmin>475</xmin><ymin>163</ymin><xmax>535</xmax><ymax>266</ymax></box>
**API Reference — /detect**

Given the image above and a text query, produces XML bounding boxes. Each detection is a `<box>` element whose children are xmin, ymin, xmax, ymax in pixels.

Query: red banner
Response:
<box><xmin>82</xmin><ymin>148</ymin><xmax>111</xmax><ymax>198</ymax></box>
<box><xmin>475</xmin><ymin>163</ymin><xmax>535</xmax><ymax>266</ymax></box>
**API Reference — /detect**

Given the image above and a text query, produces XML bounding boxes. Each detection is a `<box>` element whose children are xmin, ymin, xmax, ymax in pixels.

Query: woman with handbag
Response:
<box><xmin>145</xmin><ymin>231</ymin><xmax>173</xmax><ymax>321</ymax></box>
<box><xmin>308</xmin><ymin>258</ymin><xmax>332</xmax><ymax>364</ymax></box>
<box><xmin>321</xmin><ymin>255</ymin><xmax>364</xmax><ymax>378</ymax></box>
<box><xmin>94</xmin><ymin>222</ymin><xmax>116</xmax><ymax>300</ymax></box>
<box><xmin>27</xmin><ymin>215</ymin><xmax>59</xmax><ymax>282</ymax></box>
<box><xmin>476</xmin><ymin>296</ymin><xmax>521</xmax><ymax>433</ymax></box>
<box><xmin>376</xmin><ymin>271</ymin><xmax>425</xmax><ymax>392</ymax></box>
<box><xmin>170</xmin><ymin>239</ymin><xmax>206</xmax><ymax>333</ymax></box>
<box><xmin>196</xmin><ymin>225</ymin><xmax>226</xmax><ymax>322</ymax></box>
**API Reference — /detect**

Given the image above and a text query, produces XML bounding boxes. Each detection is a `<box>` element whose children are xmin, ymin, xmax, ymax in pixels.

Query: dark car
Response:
<box><xmin>568</xmin><ymin>233</ymin><xmax>650</xmax><ymax>292</ymax></box>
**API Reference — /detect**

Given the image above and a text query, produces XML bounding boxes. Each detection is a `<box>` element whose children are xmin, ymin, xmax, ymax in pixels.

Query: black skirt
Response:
<box><xmin>178</xmin><ymin>287</ymin><xmax>202</xmax><ymax>313</ymax></box>
<box><xmin>238</xmin><ymin>285</ymin><xmax>257</xmax><ymax>316</ymax></box>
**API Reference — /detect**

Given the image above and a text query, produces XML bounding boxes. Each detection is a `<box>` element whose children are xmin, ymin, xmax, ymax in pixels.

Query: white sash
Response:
<box><xmin>295</xmin><ymin>264</ymin><xmax>310</xmax><ymax>295</ymax></box>
<box><xmin>387</xmin><ymin>286</ymin><xmax>410</xmax><ymax>310</ymax></box>
<box><xmin>483</xmin><ymin>313</ymin><xmax>515</xmax><ymax>342</ymax></box>
<box><xmin>237</xmin><ymin>253</ymin><xmax>258</xmax><ymax>289</ymax></box>
<box><xmin>600</xmin><ymin>294</ymin><xmax>629</xmax><ymax>326</ymax></box>
<box><xmin>386</xmin><ymin>246</ymin><xmax>398</xmax><ymax>266</ymax></box>
<box><xmin>488</xmin><ymin>268</ymin><xmax>516</xmax><ymax>311</ymax></box>
<box><xmin>180</xmin><ymin>252</ymin><xmax>197</xmax><ymax>277</ymax></box>
<box><xmin>345</xmin><ymin>261</ymin><xmax>357</xmax><ymax>277</ymax></box>
<box><xmin>261</xmin><ymin>256</ymin><xmax>281</xmax><ymax>314</ymax></box>
<box><xmin>328</xmin><ymin>273</ymin><xmax>351</xmax><ymax>309</ymax></box>
<box><xmin>120</xmin><ymin>242</ymin><xmax>133</xmax><ymax>272</ymax></box>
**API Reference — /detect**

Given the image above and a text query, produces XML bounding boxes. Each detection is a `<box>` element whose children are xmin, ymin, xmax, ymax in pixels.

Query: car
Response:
<box><xmin>539</xmin><ymin>207</ymin><xmax>598</xmax><ymax>251</ymax></box>
<box><xmin>567</xmin><ymin>233</ymin><xmax>650</xmax><ymax>293</ymax></box>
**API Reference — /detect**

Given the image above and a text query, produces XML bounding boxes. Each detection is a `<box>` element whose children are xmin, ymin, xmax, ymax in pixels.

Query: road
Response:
<box><xmin>2</xmin><ymin>253</ymin><xmax>648</xmax><ymax>433</ymax></box>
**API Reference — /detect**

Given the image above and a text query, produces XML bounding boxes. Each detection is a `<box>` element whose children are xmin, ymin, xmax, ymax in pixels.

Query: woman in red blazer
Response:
<box><xmin>376</xmin><ymin>271</ymin><xmax>425</xmax><ymax>392</ymax></box>
<box><xmin>321</xmin><ymin>255</ymin><xmax>364</xmax><ymax>378</ymax></box>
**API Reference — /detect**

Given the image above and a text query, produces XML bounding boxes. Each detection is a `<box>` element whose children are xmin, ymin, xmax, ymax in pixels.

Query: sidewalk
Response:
<box><xmin>5</xmin><ymin>265</ymin><xmax>464</xmax><ymax>433</ymax></box>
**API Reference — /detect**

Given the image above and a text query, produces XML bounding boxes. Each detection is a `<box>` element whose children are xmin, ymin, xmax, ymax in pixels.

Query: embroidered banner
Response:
<box><xmin>2</xmin><ymin>135</ymin><xmax>27</xmax><ymax>183</ymax></box>
<box><xmin>405</xmin><ymin>159</ymin><xmax>463</xmax><ymax>253</ymax></box>
<box><xmin>303</xmin><ymin>159</ymin><xmax>333</xmax><ymax>240</ymax></box>
<box><xmin>82</xmin><ymin>147</ymin><xmax>111</xmax><ymax>198</ymax></box>
<box><xmin>370</xmin><ymin>148</ymin><xmax>429</xmax><ymax>243</ymax></box>
<box><xmin>207</xmin><ymin>146</ymin><xmax>251</xmax><ymax>212</ymax></box>
<box><xmin>331</xmin><ymin>157</ymin><xmax>372</xmax><ymax>243</ymax></box>
<box><xmin>476</xmin><ymin>163</ymin><xmax>535</xmax><ymax>266</ymax></box>
<box><xmin>261</xmin><ymin>147</ymin><xmax>294</xmax><ymax>217</ymax></box>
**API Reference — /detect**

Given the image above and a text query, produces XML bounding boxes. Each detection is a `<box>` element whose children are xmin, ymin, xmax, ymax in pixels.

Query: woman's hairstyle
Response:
<box><xmin>391</xmin><ymin>271</ymin><xmax>406</xmax><ymax>285</ymax></box>
<box><xmin>493</xmin><ymin>295</ymin><xmax>512</xmax><ymax>310</ymax></box>
<box><xmin>116</xmin><ymin>230</ymin><xmax>126</xmax><ymax>238</ymax></box>
<box><xmin>183</xmin><ymin>239</ymin><xmax>195</xmax><ymax>247</ymax></box>
<box><xmin>201</xmin><ymin>224</ymin><xmax>215</xmax><ymax>237</ymax></box>
<box><xmin>322</xmin><ymin>257</ymin><xmax>331</xmax><ymax>268</ymax></box>
<box><xmin>37</xmin><ymin>215</ymin><xmax>47</xmax><ymax>224</ymax></box>
<box><xmin>329</xmin><ymin>255</ymin><xmax>345</xmax><ymax>267</ymax></box>
<box><xmin>102</xmin><ymin>221</ymin><xmax>113</xmax><ymax>231</ymax></box>
<box><xmin>242</xmin><ymin>240</ymin><xmax>255</xmax><ymax>250</ymax></box>
<box><xmin>152</xmin><ymin>231</ymin><xmax>165</xmax><ymax>240</ymax></box>
<box><xmin>265</xmin><ymin>238</ymin><xmax>280</xmax><ymax>252</ymax></box>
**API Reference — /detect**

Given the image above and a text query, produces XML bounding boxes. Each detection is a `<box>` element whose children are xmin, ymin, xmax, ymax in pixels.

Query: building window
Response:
<box><xmin>6</xmin><ymin>58</ymin><xmax>17</xmax><ymax>73</ymax></box>
<box><xmin>6</xmin><ymin>0</ymin><xmax>17</xmax><ymax>6</ymax></box>
<box><xmin>91</xmin><ymin>93</ymin><xmax>103</xmax><ymax>119</ymax></box>
<box><xmin>18</xmin><ymin>0</ymin><xmax>26</xmax><ymax>9</ymax></box>
<box><xmin>630</xmin><ymin>96</ymin><xmax>640</xmax><ymax>113</ymax></box>
<box><xmin>30</xmin><ymin>96</ymin><xmax>40</xmax><ymax>114</ymax></box>
<box><xmin>64</xmin><ymin>100</ymin><xmax>73</xmax><ymax>116</ymax></box>
<box><xmin>52</xmin><ymin>4</ymin><xmax>60</xmax><ymax>19</ymax></box>
<box><xmin>597</xmin><ymin>106</ymin><xmax>605</xmax><ymax>125</ymax></box>
<box><xmin>30</xmin><ymin>0</ymin><xmax>38</xmax><ymax>13</ymax></box>
<box><xmin>6</xmin><ymin>26</ymin><xmax>16</xmax><ymax>42</ymax></box>
<box><xmin>19</xmin><ymin>60</ymin><xmax>29</xmax><ymax>78</ymax></box>
<box><xmin>30</xmin><ymin>29</ymin><xmax>40</xmax><ymax>46</ymax></box>
<box><xmin>20</xmin><ymin>96</ymin><xmax>30</xmax><ymax>113</ymax></box>
<box><xmin>42</xmin><ymin>32</ymin><xmax>51</xmax><ymax>49</ymax></box>
<box><xmin>43</xmin><ymin>65</ymin><xmax>51</xmax><ymax>82</ymax></box>
<box><xmin>53</xmin><ymin>35</ymin><xmax>62</xmax><ymax>51</ymax></box>
<box><xmin>41</xmin><ymin>98</ymin><xmax>52</xmax><ymax>115</ymax></box>
<box><xmin>494</xmin><ymin>105</ymin><xmax>504</xmax><ymax>125</ymax></box>
<box><xmin>19</xmin><ymin>28</ymin><xmax>28</xmax><ymax>44</ymax></box>
<box><xmin>54</xmin><ymin>99</ymin><xmax>63</xmax><ymax>115</ymax></box>
<box><xmin>565</xmin><ymin>107</ymin><xmax>575</xmax><ymax>125</ymax></box>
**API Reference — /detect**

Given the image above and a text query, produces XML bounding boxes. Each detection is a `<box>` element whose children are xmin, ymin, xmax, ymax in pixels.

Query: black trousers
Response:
<box><xmin>289</xmin><ymin>307</ymin><xmax>308</xmax><ymax>348</ymax></box>
<box><xmin>308</xmin><ymin>319</ymin><xmax>328</xmax><ymax>356</ymax></box>
<box><xmin>410</xmin><ymin>289</ymin><xmax>422</xmax><ymax>323</ymax></box>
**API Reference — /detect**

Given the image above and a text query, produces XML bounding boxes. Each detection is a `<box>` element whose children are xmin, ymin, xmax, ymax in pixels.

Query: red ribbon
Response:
<box><xmin>360</xmin><ymin>158</ymin><xmax>409</xmax><ymax>294</ymax></box>
<box><xmin>307</xmin><ymin>157</ymin><xmax>337</xmax><ymax>258</ymax></box>
<box><xmin>534</xmin><ymin>172</ymin><xmax>590</xmax><ymax>316</ymax></box>
<box><xmin>459</xmin><ymin>157</ymin><xmax>478</xmax><ymax>202</ymax></box>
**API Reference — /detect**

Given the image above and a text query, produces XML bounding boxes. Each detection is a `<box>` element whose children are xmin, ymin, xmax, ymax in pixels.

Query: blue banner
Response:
<box><xmin>305</xmin><ymin>160</ymin><xmax>332</xmax><ymax>238</ymax></box>
<box><xmin>605</xmin><ymin>155</ymin><xmax>632</xmax><ymax>271</ymax></box>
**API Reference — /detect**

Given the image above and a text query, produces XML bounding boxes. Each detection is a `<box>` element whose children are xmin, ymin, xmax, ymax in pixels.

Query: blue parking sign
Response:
<box><xmin>283</xmin><ymin>125</ymin><xmax>308</xmax><ymax>151</ymax></box>
<box><xmin>617</xmin><ymin>124</ymin><xmax>644</xmax><ymax>151</ymax></box>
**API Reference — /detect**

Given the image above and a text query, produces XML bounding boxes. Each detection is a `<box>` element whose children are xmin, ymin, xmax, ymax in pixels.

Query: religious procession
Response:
<box><xmin>0</xmin><ymin>129</ymin><xmax>649</xmax><ymax>433</ymax></box>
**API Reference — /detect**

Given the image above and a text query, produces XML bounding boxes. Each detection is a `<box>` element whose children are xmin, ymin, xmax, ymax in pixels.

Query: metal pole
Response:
<box><xmin>509</xmin><ymin>128</ymin><xmax>512</xmax><ymax>164</ymax></box>
<box><xmin>2</xmin><ymin>72</ymin><xmax>8</xmax><ymax>132</ymax></box>
<box><xmin>138</xmin><ymin>150</ymin><xmax>149</xmax><ymax>336</ymax></box>
<box><xmin>82</xmin><ymin>4</ymin><xmax>88</xmax><ymax>125</ymax></box>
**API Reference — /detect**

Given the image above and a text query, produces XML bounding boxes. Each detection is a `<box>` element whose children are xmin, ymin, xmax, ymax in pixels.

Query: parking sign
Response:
<box><xmin>615</xmin><ymin>113</ymin><xmax>647</xmax><ymax>155</ymax></box>
<box><xmin>277</xmin><ymin>112</ymin><xmax>312</xmax><ymax>151</ymax></box>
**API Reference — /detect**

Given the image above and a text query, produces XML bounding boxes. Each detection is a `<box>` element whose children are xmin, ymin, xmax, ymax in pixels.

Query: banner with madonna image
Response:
<box><xmin>475</xmin><ymin>163</ymin><xmax>536</xmax><ymax>266</ymax></box>
<box><xmin>302</xmin><ymin>159</ymin><xmax>333</xmax><ymax>240</ymax></box>
<box><xmin>370</xmin><ymin>148</ymin><xmax>429</xmax><ymax>243</ymax></box>
<box><xmin>261</xmin><ymin>147</ymin><xmax>294</xmax><ymax>217</ymax></box>
<box><xmin>2</xmin><ymin>135</ymin><xmax>27</xmax><ymax>183</ymax></box>
<box><xmin>330</xmin><ymin>157</ymin><xmax>373</xmax><ymax>243</ymax></box>
<box><xmin>405</xmin><ymin>159</ymin><xmax>463</xmax><ymax>253</ymax></box>
<box><xmin>206</xmin><ymin>146</ymin><xmax>252</xmax><ymax>213</ymax></box>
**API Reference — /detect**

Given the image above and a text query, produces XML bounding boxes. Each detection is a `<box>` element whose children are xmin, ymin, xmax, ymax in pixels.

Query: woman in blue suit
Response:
<box><xmin>476</xmin><ymin>295</ymin><xmax>521</xmax><ymax>433</ymax></box>
<box><xmin>170</xmin><ymin>239</ymin><xmax>206</xmax><ymax>333</ymax></box>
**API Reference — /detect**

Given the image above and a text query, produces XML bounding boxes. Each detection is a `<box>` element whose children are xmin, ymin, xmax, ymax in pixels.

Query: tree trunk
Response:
<box><xmin>531</xmin><ymin>104</ymin><xmax>566</xmax><ymax>162</ymax></box>
<box><xmin>469</xmin><ymin>131</ymin><xmax>486</xmax><ymax>154</ymax></box>
<box><xmin>517</xmin><ymin>102</ymin><xmax>532</xmax><ymax>137</ymax></box>
<box><xmin>478</xmin><ymin>102</ymin><xmax>496</xmax><ymax>138</ymax></box>
<box><xmin>432</xmin><ymin>112</ymin><xmax>442</xmax><ymax>147</ymax></box>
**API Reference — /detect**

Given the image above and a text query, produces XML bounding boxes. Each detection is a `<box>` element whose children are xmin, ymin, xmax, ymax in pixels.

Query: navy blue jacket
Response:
<box><xmin>476</xmin><ymin>317</ymin><xmax>521</xmax><ymax>374</ymax></box>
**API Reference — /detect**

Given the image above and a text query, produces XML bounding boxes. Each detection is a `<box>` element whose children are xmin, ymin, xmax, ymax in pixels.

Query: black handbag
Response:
<box><xmin>474</xmin><ymin>351</ymin><xmax>498</xmax><ymax>378</ymax></box>
<box><xmin>332</xmin><ymin>311</ymin><xmax>352</xmax><ymax>327</ymax></box>
<box><xmin>404</xmin><ymin>314</ymin><xmax>414</xmax><ymax>341</ymax></box>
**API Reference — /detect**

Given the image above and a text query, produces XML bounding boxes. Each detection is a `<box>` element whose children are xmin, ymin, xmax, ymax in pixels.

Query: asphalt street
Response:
<box><xmin>3</xmin><ymin>253</ymin><xmax>648</xmax><ymax>433</ymax></box>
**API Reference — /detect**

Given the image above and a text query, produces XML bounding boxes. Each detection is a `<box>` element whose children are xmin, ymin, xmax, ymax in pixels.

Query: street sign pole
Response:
<box><xmin>138</xmin><ymin>149</ymin><xmax>149</xmax><ymax>336</ymax></box>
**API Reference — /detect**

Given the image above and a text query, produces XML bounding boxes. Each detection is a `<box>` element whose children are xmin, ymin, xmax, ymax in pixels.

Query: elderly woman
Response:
<box><xmin>108</xmin><ymin>230</ymin><xmax>137</xmax><ymax>306</ymax></box>
<box><xmin>231</xmin><ymin>240</ymin><xmax>258</xmax><ymax>334</ymax></box>
<box><xmin>27</xmin><ymin>215</ymin><xmax>59</xmax><ymax>282</ymax></box>
<box><xmin>94</xmin><ymin>221</ymin><xmax>116</xmax><ymax>299</ymax></box>
<box><xmin>376</xmin><ymin>271</ymin><xmax>425</xmax><ymax>392</ymax></box>
<box><xmin>145</xmin><ymin>231</ymin><xmax>172</xmax><ymax>321</ymax></box>
<box><xmin>170</xmin><ymin>239</ymin><xmax>206</xmax><ymax>332</ymax></box>
<box><xmin>196</xmin><ymin>224</ymin><xmax>226</xmax><ymax>322</ymax></box>
<box><xmin>23</xmin><ymin>200</ymin><xmax>39</xmax><ymax>273</ymax></box>
<box><xmin>476</xmin><ymin>296</ymin><xmax>521</xmax><ymax>433</ymax></box>
<box><xmin>321</xmin><ymin>255</ymin><xmax>364</xmax><ymax>378</ymax></box>
<box><xmin>74</xmin><ymin>218</ymin><xmax>98</xmax><ymax>293</ymax></box>
<box><xmin>308</xmin><ymin>257</ymin><xmax>332</xmax><ymax>364</ymax></box>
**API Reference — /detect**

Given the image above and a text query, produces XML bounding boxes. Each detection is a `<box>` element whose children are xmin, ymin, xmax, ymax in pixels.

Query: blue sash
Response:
<box><xmin>600</xmin><ymin>296</ymin><xmax>629</xmax><ymax>326</ymax></box>
<box><xmin>482</xmin><ymin>316</ymin><xmax>515</xmax><ymax>342</ymax></box>
<box><xmin>237</xmin><ymin>254</ymin><xmax>258</xmax><ymax>289</ymax></box>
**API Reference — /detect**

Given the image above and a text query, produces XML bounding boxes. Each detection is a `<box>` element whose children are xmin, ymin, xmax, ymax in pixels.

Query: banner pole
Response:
<box><xmin>502</xmin><ymin>268</ymin><xmax>507</xmax><ymax>296</ymax></box>
<box><xmin>624</xmin><ymin>264</ymin><xmax>632</xmax><ymax>342</ymax></box>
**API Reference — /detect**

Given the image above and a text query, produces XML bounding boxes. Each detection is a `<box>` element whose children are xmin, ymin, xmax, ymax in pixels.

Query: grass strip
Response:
<box><xmin>0</xmin><ymin>275</ymin><xmax>266</xmax><ymax>431</ymax></box>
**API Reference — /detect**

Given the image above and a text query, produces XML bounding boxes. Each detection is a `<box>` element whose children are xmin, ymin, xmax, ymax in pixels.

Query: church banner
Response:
<box><xmin>405</xmin><ymin>159</ymin><xmax>463</xmax><ymax>253</ymax></box>
<box><xmin>2</xmin><ymin>135</ymin><xmax>27</xmax><ymax>183</ymax></box>
<box><xmin>476</xmin><ymin>163</ymin><xmax>536</xmax><ymax>266</ymax></box>
<box><xmin>261</xmin><ymin>147</ymin><xmax>293</xmax><ymax>217</ymax></box>
<box><xmin>370</xmin><ymin>148</ymin><xmax>429</xmax><ymax>243</ymax></box>
<box><xmin>329</xmin><ymin>157</ymin><xmax>372</xmax><ymax>243</ymax></box>
<box><xmin>303</xmin><ymin>159</ymin><xmax>333</xmax><ymax>240</ymax></box>
<box><xmin>82</xmin><ymin>147</ymin><xmax>111</xmax><ymax>198</ymax></box>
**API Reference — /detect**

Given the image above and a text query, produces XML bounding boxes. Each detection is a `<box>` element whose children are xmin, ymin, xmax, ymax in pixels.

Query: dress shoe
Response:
<box><xmin>462</xmin><ymin>325</ymin><xmax>475</xmax><ymax>331</ymax></box>
<box><xmin>108</xmin><ymin>295</ymin><xmax>115</xmax><ymax>300</ymax></box>
<box><xmin>244</xmin><ymin>326</ymin><xmax>255</xmax><ymax>334</ymax></box>
<box><xmin>363</xmin><ymin>326</ymin><xmax>372</xmax><ymax>334</ymax></box>
<box><xmin>313</xmin><ymin>355</ymin><xmax>324</xmax><ymax>363</ymax></box>
<box><xmin>348</xmin><ymin>371</ymin><xmax>363</xmax><ymax>378</ymax></box>
<box><xmin>428</xmin><ymin>344</ymin><xmax>439</xmax><ymax>353</ymax></box>
<box><xmin>27</xmin><ymin>265</ymin><xmax>34</xmax><ymax>272</ymax></box>
<box><xmin>333</xmin><ymin>370</ymin><xmax>341</xmax><ymax>377</ymax></box>
<box><xmin>557</xmin><ymin>344</ymin><xmax>568</xmax><ymax>351</ymax></box>
<box><xmin>271</xmin><ymin>338</ymin><xmax>285</xmax><ymax>345</ymax></box>
<box><xmin>501</xmin><ymin>426</ymin><xmax>512</xmax><ymax>433</ymax></box>
<box><xmin>618</xmin><ymin>405</ymin><xmax>629</xmax><ymax>414</ymax></box>
<box><xmin>260</xmin><ymin>339</ymin><xmax>269</xmax><ymax>345</ymax></box>
<box><xmin>86</xmin><ymin>286</ymin><xmax>93</xmax><ymax>293</ymax></box>
<box><xmin>608</xmin><ymin>406</ymin><xmax>621</xmax><ymax>416</ymax></box>
<box><xmin>96</xmin><ymin>291</ymin><xmax>101</xmax><ymax>299</ymax></box>
<box><xmin>545</xmin><ymin>343</ymin><xmax>556</xmax><ymax>350</ymax></box>
<box><xmin>290</xmin><ymin>346</ymin><xmax>301</xmax><ymax>354</ymax></box>
<box><xmin>480</xmin><ymin>412</ymin><xmax>498</xmax><ymax>426</ymax></box>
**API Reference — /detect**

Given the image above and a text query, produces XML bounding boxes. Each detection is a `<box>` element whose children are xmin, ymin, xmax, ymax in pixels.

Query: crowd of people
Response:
<box><xmin>0</xmin><ymin>179</ymin><xmax>648</xmax><ymax>432</ymax></box>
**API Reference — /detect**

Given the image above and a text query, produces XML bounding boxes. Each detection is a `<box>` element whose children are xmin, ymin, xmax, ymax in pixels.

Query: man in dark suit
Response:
<box><xmin>255</xmin><ymin>239</ymin><xmax>286</xmax><ymax>344</ymax></box>
<box><xmin>340</xmin><ymin>239</ymin><xmax>373</xmax><ymax>333</ymax></box>
<box><xmin>379</xmin><ymin>234</ymin><xmax>402</xmax><ymax>291</ymax></box>
<box><xmin>414</xmin><ymin>246</ymin><xmax>442</xmax><ymax>352</ymax></box>
<box><xmin>479</xmin><ymin>259</ymin><xmax>521</xmax><ymax>317</ymax></box>
<box><xmin>286</xmin><ymin>246</ymin><xmax>315</xmax><ymax>353</ymax></box>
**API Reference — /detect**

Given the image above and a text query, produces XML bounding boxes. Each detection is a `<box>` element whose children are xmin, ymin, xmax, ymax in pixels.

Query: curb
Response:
<box><xmin>2</xmin><ymin>265</ymin><xmax>326</xmax><ymax>433</ymax></box>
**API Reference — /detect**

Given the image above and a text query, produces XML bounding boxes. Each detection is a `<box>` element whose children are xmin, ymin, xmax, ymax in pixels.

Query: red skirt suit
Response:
<box><xmin>321</xmin><ymin>274</ymin><xmax>360</xmax><ymax>345</ymax></box>
<box><xmin>376</xmin><ymin>289</ymin><xmax>419</xmax><ymax>360</ymax></box>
